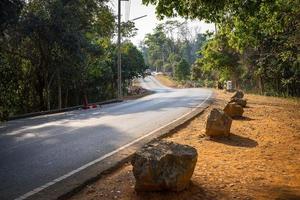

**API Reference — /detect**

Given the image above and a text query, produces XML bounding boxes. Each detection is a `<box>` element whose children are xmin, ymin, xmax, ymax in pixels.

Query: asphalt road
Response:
<box><xmin>0</xmin><ymin>76</ymin><xmax>212</xmax><ymax>200</ymax></box>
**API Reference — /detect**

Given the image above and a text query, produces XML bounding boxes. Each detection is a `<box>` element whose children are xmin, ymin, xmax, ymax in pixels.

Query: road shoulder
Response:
<box><xmin>68</xmin><ymin>90</ymin><xmax>300</xmax><ymax>200</ymax></box>
<box><xmin>22</xmin><ymin>90</ymin><xmax>212</xmax><ymax>200</ymax></box>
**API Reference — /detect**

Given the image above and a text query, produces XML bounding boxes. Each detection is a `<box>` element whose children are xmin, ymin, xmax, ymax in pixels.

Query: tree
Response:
<box><xmin>143</xmin><ymin>25</ymin><xmax>171</xmax><ymax>71</ymax></box>
<box><xmin>143</xmin><ymin>0</ymin><xmax>300</xmax><ymax>96</ymax></box>
<box><xmin>0</xmin><ymin>0</ymin><xmax>24</xmax><ymax>34</ymax></box>
<box><xmin>13</xmin><ymin>0</ymin><xmax>115</xmax><ymax>110</ymax></box>
<box><xmin>142</xmin><ymin>0</ymin><xmax>266</xmax><ymax>23</ymax></box>
<box><xmin>141</xmin><ymin>21</ymin><xmax>208</xmax><ymax>76</ymax></box>
<box><xmin>195</xmin><ymin>32</ymin><xmax>242</xmax><ymax>88</ymax></box>
<box><xmin>175</xmin><ymin>59</ymin><xmax>190</xmax><ymax>81</ymax></box>
<box><xmin>121</xmin><ymin>41</ymin><xmax>146</xmax><ymax>82</ymax></box>
<box><xmin>0</xmin><ymin>0</ymin><xmax>143</xmax><ymax>120</ymax></box>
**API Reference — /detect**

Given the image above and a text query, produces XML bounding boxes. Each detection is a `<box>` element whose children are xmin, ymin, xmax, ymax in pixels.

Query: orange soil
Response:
<box><xmin>69</xmin><ymin>90</ymin><xmax>300</xmax><ymax>200</ymax></box>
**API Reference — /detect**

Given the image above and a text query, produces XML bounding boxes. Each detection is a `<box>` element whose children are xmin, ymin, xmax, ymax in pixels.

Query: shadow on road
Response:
<box><xmin>0</xmin><ymin>90</ymin><xmax>211</xmax><ymax>138</ymax></box>
<box><xmin>0</xmin><ymin>123</ymin><xmax>134</xmax><ymax>200</ymax></box>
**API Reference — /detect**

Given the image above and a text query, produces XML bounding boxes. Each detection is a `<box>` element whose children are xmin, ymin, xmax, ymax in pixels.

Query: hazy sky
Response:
<box><xmin>110</xmin><ymin>0</ymin><xmax>215</xmax><ymax>45</ymax></box>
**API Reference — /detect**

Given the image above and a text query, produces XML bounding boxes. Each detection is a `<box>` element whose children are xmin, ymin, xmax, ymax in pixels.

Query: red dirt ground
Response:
<box><xmin>69</xmin><ymin>90</ymin><xmax>300</xmax><ymax>200</ymax></box>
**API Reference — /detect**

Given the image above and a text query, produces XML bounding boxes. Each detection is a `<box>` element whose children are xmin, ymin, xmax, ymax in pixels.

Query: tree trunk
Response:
<box><xmin>58</xmin><ymin>69</ymin><xmax>62</xmax><ymax>109</ymax></box>
<box><xmin>36</xmin><ymin>76</ymin><xmax>45</xmax><ymax>111</ymax></box>
<box><xmin>46</xmin><ymin>72</ymin><xmax>56</xmax><ymax>111</ymax></box>
<box><xmin>47</xmin><ymin>84</ymin><xmax>50</xmax><ymax>110</ymax></box>
<box><xmin>258</xmin><ymin>75</ymin><xmax>264</xmax><ymax>94</ymax></box>
<box><xmin>65</xmin><ymin>88</ymin><xmax>68</xmax><ymax>108</ymax></box>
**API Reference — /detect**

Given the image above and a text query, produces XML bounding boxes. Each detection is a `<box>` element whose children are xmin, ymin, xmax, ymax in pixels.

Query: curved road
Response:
<box><xmin>0</xmin><ymin>76</ymin><xmax>212</xmax><ymax>200</ymax></box>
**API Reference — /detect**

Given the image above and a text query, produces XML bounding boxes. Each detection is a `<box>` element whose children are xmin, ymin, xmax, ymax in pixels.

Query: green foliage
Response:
<box><xmin>146</xmin><ymin>0</ymin><xmax>300</xmax><ymax>96</ymax></box>
<box><xmin>121</xmin><ymin>21</ymin><xmax>138</xmax><ymax>38</ymax></box>
<box><xmin>175</xmin><ymin>59</ymin><xmax>190</xmax><ymax>81</ymax></box>
<box><xmin>121</xmin><ymin>41</ymin><xmax>147</xmax><ymax>81</ymax></box>
<box><xmin>141</xmin><ymin>21</ymin><xmax>208</xmax><ymax>76</ymax></box>
<box><xmin>0</xmin><ymin>0</ymin><xmax>145</xmax><ymax>120</ymax></box>
<box><xmin>143</xmin><ymin>25</ymin><xmax>170</xmax><ymax>70</ymax></box>
<box><xmin>143</xmin><ymin>0</ymin><xmax>270</xmax><ymax>23</ymax></box>
<box><xmin>0</xmin><ymin>0</ymin><xmax>24</xmax><ymax>34</ymax></box>
<box><xmin>0</xmin><ymin>54</ymin><xmax>21</xmax><ymax>119</ymax></box>
<box><xmin>194</xmin><ymin>33</ymin><xmax>242</xmax><ymax>87</ymax></box>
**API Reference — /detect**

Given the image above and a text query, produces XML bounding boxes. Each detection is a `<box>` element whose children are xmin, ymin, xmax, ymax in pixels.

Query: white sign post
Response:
<box><xmin>226</xmin><ymin>81</ymin><xmax>233</xmax><ymax>91</ymax></box>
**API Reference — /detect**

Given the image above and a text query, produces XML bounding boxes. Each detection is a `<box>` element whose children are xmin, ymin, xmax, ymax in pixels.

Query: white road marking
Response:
<box><xmin>14</xmin><ymin>91</ymin><xmax>212</xmax><ymax>200</ymax></box>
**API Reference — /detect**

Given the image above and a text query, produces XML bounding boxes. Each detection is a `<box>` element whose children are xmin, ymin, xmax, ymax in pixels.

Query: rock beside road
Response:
<box><xmin>231</xmin><ymin>90</ymin><xmax>244</xmax><ymax>99</ymax></box>
<box><xmin>230</xmin><ymin>97</ymin><xmax>247</xmax><ymax>107</ymax></box>
<box><xmin>205</xmin><ymin>108</ymin><xmax>232</xmax><ymax>137</ymax></box>
<box><xmin>131</xmin><ymin>140</ymin><xmax>198</xmax><ymax>192</ymax></box>
<box><xmin>224</xmin><ymin>102</ymin><xmax>244</xmax><ymax>118</ymax></box>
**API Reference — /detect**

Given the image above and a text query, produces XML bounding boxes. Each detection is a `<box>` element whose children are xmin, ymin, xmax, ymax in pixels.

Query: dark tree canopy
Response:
<box><xmin>0</xmin><ymin>0</ymin><xmax>24</xmax><ymax>33</ymax></box>
<box><xmin>142</xmin><ymin>0</ymin><xmax>263</xmax><ymax>22</ymax></box>
<box><xmin>0</xmin><ymin>0</ymin><xmax>146</xmax><ymax>120</ymax></box>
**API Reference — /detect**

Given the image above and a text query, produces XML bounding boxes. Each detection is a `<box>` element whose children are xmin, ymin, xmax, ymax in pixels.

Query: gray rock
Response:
<box><xmin>224</xmin><ymin>102</ymin><xmax>244</xmax><ymax>117</ymax></box>
<box><xmin>205</xmin><ymin>108</ymin><xmax>232</xmax><ymax>137</ymax></box>
<box><xmin>131</xmin><ymin>140</ymin><xmax>198</xmax><ymax>192</ymax></box>
<box><xmin>231</xmin><ymin>90</ymin><xmax>244</xmax><ymax>99</ymax></box>
<box><xmin>230</xmin><ymin>97</ymin><xmax>247</xmax><ymax>107</ymax></box>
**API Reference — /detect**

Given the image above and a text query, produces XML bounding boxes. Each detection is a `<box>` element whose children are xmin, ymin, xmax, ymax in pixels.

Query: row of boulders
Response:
<box><xmin>130</xmin><ymin>90</ymin><xmax>247</xmax><ymax>193</ymax></box>
<box><xmin>206</xmin><ymin>90</ymin><xmax>247</xmax><ymax>137</ymax></box>
<box><xmin>224</xmin><ymin>90</ymin><xmax>246</xmax><ymax>118</ymax></box>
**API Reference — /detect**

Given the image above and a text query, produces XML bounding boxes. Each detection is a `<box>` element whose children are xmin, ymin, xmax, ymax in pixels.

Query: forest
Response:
<box><xmin>143</xmin><ymin>0</ymin><xmax>299</xmax><ymax>96</ymax></box>
<box><xmin>0</xmin><ymin>0</ymin><xmax>146</xmax><ymax>120</ymax></box>
<box><xmin>140</xmin><ymin>20</ymin><xmax>208</xmax><ymax>82</ymax></box>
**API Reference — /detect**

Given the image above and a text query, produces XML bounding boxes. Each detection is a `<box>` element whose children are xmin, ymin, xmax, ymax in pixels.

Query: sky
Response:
<box><xmin>109</xmin><ymin>0</ymin><xmax>215</xmax><ymax>46</ymax></box>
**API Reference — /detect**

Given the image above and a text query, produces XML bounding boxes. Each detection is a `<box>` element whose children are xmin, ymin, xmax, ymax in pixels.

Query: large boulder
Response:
<box><xmin>229</xmin><ymin>97</ymin><xmax>247</xmax><ymax>107</ymax></box>
<box><xmin>205</xmin><ymin>108</ymin><xmax>232</xmax><ymax>137</ymax></box>
<box><xmin>231</xmin><ymin>90</ymin><xmax>244</xmax><ymax>99</ymax></box>
<box><xmin>224</xmin><ymin>102</ymin><xmax>244</xmax><ymax>118</ymax></box>
<box><xmin>131</xmin><ymin>140</ymin><xmax>198</xmax><ymax>192</ymax></box>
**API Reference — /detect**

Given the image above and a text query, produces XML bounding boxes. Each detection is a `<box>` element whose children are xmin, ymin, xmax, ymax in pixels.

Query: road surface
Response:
<box><xmin>0</xmin><ymin>76</ymin><xmax>212</xmax><ymax>200</ymax></box>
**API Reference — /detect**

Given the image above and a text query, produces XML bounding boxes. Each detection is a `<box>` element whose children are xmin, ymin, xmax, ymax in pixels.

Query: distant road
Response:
<box><xmin>0</xmin><ymin>76</ymin><xmax>212</xmax><ymax>200</ymax></box>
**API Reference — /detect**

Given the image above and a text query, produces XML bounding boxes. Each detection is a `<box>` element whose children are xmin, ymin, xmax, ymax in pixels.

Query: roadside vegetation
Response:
<box><xmin>0</xmin><ymin>0</ymin><xmax>146</xmax><ymax>120</ymax></box>
<box><xmin>155</xmin><ymin>74</ymin><xmax>179</xmax><ymax>88</ymax></box>
<box><xmin>141</xmin><ymin>0</ymin><xmax>299</xmax><ymax>97</ymax></box>
<box><xmin>140</xmin><ymin>20</ymin><xmax>208</xmax><ymax>84</ymax></box>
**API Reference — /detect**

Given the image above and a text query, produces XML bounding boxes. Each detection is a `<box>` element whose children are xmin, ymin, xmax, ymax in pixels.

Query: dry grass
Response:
<box><xmin>154</xmin><ymin>75</ymin><xmax>178</xmax><ymax>88</ymax></box>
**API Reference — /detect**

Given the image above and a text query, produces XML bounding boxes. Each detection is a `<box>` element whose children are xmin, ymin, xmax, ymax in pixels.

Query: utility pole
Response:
<box><xmin>214</xmin><ymin>23</ymin><xmax>218</xmax><ymax>35</ymax></box>
<box><xmin>117</xmin><ymin>0</ymin><xmax>122</xmax><ymax>100</ymax></box>
<box><xmin>117</xmin><ymin>0</ymin><xmax>146</xmax><ymax>99</ymax></box>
